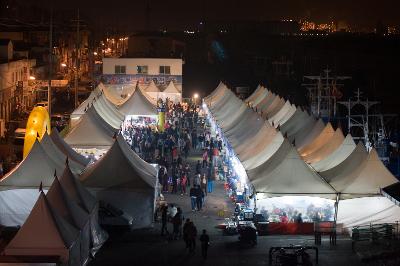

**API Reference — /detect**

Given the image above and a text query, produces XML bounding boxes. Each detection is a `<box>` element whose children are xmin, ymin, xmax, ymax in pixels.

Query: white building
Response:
<box><xmin>0</xmin><ymin>39</ymin><xmax>36</xmax><ymax>123</ymax></box>
<box><xmin>101</xmin><ymin>58</ymin><xmax>183</xmax><ymax>100</ymax></box>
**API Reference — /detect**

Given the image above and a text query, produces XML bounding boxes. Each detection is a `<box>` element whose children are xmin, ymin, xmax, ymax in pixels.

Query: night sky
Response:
<box><xmin>15</xmin><ymin>0</ymin><xmax>400</xmax><ymax>31</ymax></box>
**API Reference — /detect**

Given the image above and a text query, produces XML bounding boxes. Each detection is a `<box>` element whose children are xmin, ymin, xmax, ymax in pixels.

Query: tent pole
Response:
<box><xmin>334</xmin><ymin>193</ymin><xmax>340</xmax><ymax>225</ymax></box>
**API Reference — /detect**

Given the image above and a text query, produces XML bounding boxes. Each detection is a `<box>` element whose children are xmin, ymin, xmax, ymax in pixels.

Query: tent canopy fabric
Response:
<box><xmin>294</xmin><ymin>119</ymin><xmax>325</xmax><ymax>150</ymax></box>
<box><xmin>118</xmin><ymin>86</ymin><xmax>157</xmax><ymax>116</ymax></box>
<box><xmin>311</xmin><ymin>134</ymin><xmax>356</xmax><ymax>172</ymax></box>
<box><xmin>302</xmin><ymin>128</ymin><xmax>345</xmax><ymax>164</ymax></box>
<box><xmin>101</xmin><ymin>83</ymin><xmax>136</xmax><ymax>106</ymax></box>
<box><xmin>60</xmin><ymin>165</ymin><xmax>97</xmax><ymax>213</ymax></box>
<box><xmin>299</xmin><ymin>123</ymin><xmax>335</xmax><ymax>156</ymax></box>
<box><xmin>92</xmin><ymin>93</ymin><xmax>124</xmax><ymax>129</ymax></box>
<box><xmin>0</xmin><ymin>140</ymin><xmax>63</xmax><ymax>189</ymax></box>
<box><xmin>71</xmin><ymin>87</ymin><xmax>101</xmax><ymax>118</ymax></box>
<box><xmin>247</xmin><ymin>138</ymin><xmax>336</xmax><ymax>199</ymax></box>
<box><xmin>65</xmin><ymin>106</ymin><xmax>117</xmax><ymax>149</ymax></box>
<box><xmin>145</xmin><ymin>80</ymin><xmax>161</xmax><ymax>93</ymax></box>
<box><xmin>320</xmin><ymin>143</ymin><xmax>398</xmax><ymax>198</ymax></box>
<box><xmin>50</xmin><ymin>129</ymin><xmax>90</xmax><ymax>166</ymax></box>
<box><xmin>4</xmin><ymin>192</ymin><xmax>81</xmax><ymax>265</ymax></box>
<box><xmin>40</xmin><ymin>133</ymin><xmax>85</xmax><ymax>175</ymax></box>
<box><xmin>245</xmin><ymin>85</ymin><xmax>264</xmax><ymax>105</ymax></box>
<box><xmin>163</xmin><ymin>81</ymin><xmax>180</xmax><ymax>93</ymax></box>
<box><xmin>337</xmin><ymin>196</ymin><xmax>400</xmax><ymax>228</ymax></box>
<box><xmin>80</xmin><ymin>134</ymin><xmax>157</xmax><ymax>189</ymax></box>
<box><xmin>80</xmin><ymin>134</ymin><xmax>157</xmax><ymax>229</ymax></box>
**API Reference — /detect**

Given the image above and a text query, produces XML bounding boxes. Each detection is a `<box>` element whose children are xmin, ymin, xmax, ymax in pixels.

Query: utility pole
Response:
<box><xmin>75</xmin><ymin>9</ymin><xmax>80</xmax><ymax>109</ymax></box>
<box><xmin>48</xmin><ymin>8</ymin><xmax>53</xmax><ymax>118</ymax></box>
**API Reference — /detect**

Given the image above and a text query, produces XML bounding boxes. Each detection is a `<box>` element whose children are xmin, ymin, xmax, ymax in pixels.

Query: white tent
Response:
<box><xmin>101</xmin><ymin>83</ymin><xmax>136</xmax><ymax>106</ymax></box>
<box><xmin>144</xmin><ymin>80</ymin><xmax>161</xmax><ymax>101</ymax></box>
<box><xmin>261</xmin><ymin>96</ymin><xmax>286</xmax><ymax>119</ymax></box>
<box><xmin>245</xmin><ymin>85</ymin><xmax>264</xmax><ymax>105</ymax></box>
<box><xmin>311</xmin><ymin>134</ymin><xmax>356</xmax><ymax>172</ymax></box>
<box><xmin>50</xmin><ymin>129</ymin><xmax>90</xmax><ymax>166</ymax></box>
<box><xmin>204</xmin><ymin>82</ymin><xmax>400</xmax><ymax>228</ymax></box>
<box><xmin>40</xmin><ymin>133</ymin><xmax>86</xmax><ymax>175</ymax></box>
<box><xmin>65</xmin><ymin>106</ymin><xmax>118</xmax><ymax>149</ymax></box>
<box><xmin>0</xmin><ymin>140</ymin><xmax>66</xmax><ymax>226</ymax></box>
<box><xmin>92</xmin><ymin>92</ymin><xmax>124</xmax><ymax>130</ymax></box>
<box><xmin>4</xmin><ymin>191</ymin><xmax>82</xmax><ymax>265</ymax></box>
<box><xmin>279</xmin><ymin>109</ymin><xmax>316</xmax><ymax>144</ymax></box>
<box><xmin>247</xmin><ymin>138</ymin><xmax>337</xmax><ymax>199</ymax></box>
<box><xmin>249</xmin><ymin>86</ymin><xmax>269</xmax><ymax>107</ymax></box>
<box><xmin>294</xmin><ymin>119</ymin><xmax>325</xmax><ymax>150</ymax></box>
<box><xmin>118</xmin><ymin>86</ymin><xmax>158</xmax><ymax>116</ymax></box>
<box><xmin>299</xmin><ymin>123</ymin><xmax>335</xmax><ymax>157</ymax></box>
<box><xmin>204</xmin><ymin>81</ymin><xmax>227</xmax><ymax>105</ymax></box>
<box><xmin>80</xmin><ymin>135</ymin><xmax>158</xmax><ymax>229</ymax></box>
<box><xmin>320</xmin><ymin>144</ymin><xmax>398</xmax><ymax>199</ymax></box>
<box><xmin>337</xmin><ymin>197</ymin><xmax>400</xmax><ymax>228</ymax></box>
<box><xmin>46</xmin><ymin>176</ymin><xmax>91</xmax><ymax>265</ymax></box>
<box><xmin>268</xmin><ymin>101</ymin><xmax>296</xmax><ymax>126</ymax></box>
<box><xmin>160</xmin><ymin>81</ymin><xmax>182</xmax><ymax>103</ymax></box>
<box><xmin>241</xmin><ymin>133</ymin><xmax>285</xmax><ymax>170</ymax></box>
<box><xmin>255</xmin><ymin>91</ymin><xmax>275</xmax><ymax>113</ymax></box>
<box><xmin>303</xmin><ymin>128</ymin><xmax>345</xmax><ymax>164</ymax></box>
<box><xmin>59</xmin><ymin>165</ymin><xmax>108</xmax><ymax>256</ymax></box>
<box><xmin>70</xmin><ymin>87</ymin><xmax>102</xmax><ymax>127</ymax></box>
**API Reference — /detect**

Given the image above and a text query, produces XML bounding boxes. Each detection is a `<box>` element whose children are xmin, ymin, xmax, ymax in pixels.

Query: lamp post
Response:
<box><xmin>193</xmin><ymin>93</ymin><xmax>199</xmax><ymax>105</ymax></box>
<box><xmin>61</xmin><ymin>63</ymin><xmax>79</xmax><ymax>108</ymax></box>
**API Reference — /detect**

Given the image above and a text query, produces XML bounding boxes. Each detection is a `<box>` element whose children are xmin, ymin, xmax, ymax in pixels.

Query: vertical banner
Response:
<box><xmin>157</xmin><ymin>105</ymin><xmax>165</xmax><ymax>132</ymax></box>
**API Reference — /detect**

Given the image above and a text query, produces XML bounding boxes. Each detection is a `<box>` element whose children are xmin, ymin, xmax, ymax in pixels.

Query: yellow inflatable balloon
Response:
<box><xmin>23</xmin><ymin>107</ymin><xmax>51</xmax><ymax>158</ymax></box>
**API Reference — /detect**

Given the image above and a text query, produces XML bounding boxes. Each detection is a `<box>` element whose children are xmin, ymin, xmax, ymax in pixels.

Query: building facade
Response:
<box><xmin>101</xmin><ymin>58</ymin><xmax>183</xmax><ymax>92</ymax></box>
<box><xmin>0</xmin><ymin>39</ymin><xmax>36</xmax><ymax>123</ymax></box>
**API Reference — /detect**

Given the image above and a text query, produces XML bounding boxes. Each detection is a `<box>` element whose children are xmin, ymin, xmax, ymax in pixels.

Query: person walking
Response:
<box><xmin>161</xmin><ymin>205</ymin><xmax>169</xmax><ymax>236</ymax></box>
<box><xmin>207</xmin><ymin>174</ymin><xmax>214</xmax><ymax>193</ymax></box>
<box><xmin>172</xmin><ymin>207</ymin><xmax>183</xmax><ymax>240</ymax></box>
<box><xmin>202</xmin><ymin>149</ymin><xmax>208</xmax><ymax>168</ymax></box>
<box><xmin>189</xmin><ymin>186</ymin><xmax>197</xmax><ymax>211</ymax></box>
<box><xmin>195</xmin><ymin>160</ymin><xmax>202</xmax><ymax>175</ymax></box>
<box><xmin>200</xmin><ymin>229</ymin><xmax>210</xmax><ymax>259</ymax></box>
<box><xmin>193</xmin><ymin>174</ymin><xmax>201</xmax><ymax>187</ymax></box>
<box><xmin>187</xmin><ymin>221</ymin><xmax>197</xmax><ymax>253</ymax></box>
<box><xmin>180</xmin><ymin>174</ymin><xmax>187</xmax><ymax>195</ymax></box>
<box><xmin>183</xmin><ymin>218</ymin><xmax>191</xmax><ymax>248</ymax></box>
<box><xmin>201</xmin><ymin>174</ymin><xmax>207</xmax><ymax>196</ymax></box>
<box><xmin>195</xmin><ymin>185</ymin><xmax>203</xmax><ymax>211</ymax></box>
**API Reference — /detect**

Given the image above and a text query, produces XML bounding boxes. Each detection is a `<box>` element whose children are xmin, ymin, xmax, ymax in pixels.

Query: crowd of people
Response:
<box><xmin>122</xmin><ymin>100</ymin><xmax>223</xmax><ymax>258</ymax></box>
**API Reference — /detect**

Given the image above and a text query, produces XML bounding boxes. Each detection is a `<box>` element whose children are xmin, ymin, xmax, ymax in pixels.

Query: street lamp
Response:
<box><xmin>61</xmin><ymin>63</ymin><xmax>78</xmax><ymax>108</ymax></box>
<box><xmin>193</xmin><ymin>93</ymin><xmax>199</xmax><ymax>105</ymax></box>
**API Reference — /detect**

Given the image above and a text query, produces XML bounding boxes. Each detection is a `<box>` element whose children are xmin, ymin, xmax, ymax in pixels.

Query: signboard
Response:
<box><xmin>28</xmin><ymin>80</ymin><xmax>69</xmax><ymax>87</ymax></box>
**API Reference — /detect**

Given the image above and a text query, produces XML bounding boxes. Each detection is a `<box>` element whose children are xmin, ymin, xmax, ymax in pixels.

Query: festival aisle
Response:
<box><xmin>89</xmin><ymin>114</ymin><xmax>362</xmax><ymax>266</ymax></box>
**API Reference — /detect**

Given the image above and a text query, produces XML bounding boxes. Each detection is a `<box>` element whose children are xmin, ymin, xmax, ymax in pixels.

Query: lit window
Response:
<box><xmin>137</xmin><ymin>65</ymin><xmax>148</xmax><ymax>74</ymax></box>
<box><xmin>115</xmin><ymin>65</ymin><xmax>126</xmax><ymax>74</ymax></box>
<box><xmin>159</xmin><ymin>66</ymin><xmax>171</xmax><ymax>75</ymax></box>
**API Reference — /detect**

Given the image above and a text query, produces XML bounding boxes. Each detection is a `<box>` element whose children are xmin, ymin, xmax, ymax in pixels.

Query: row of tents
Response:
<box><xmin>0</xmin><ymin>84</ymin><xmax>160</xmax><ymax>264</ymax></box>
<box><xmin>67</xmin><ymin>83</ymin><xmax>158</xmax><ymax>150</ymax></box>
<box><xmin>204</xmin><ymin>82</ymin><xmax>400</xmax><ymax>229</ymax></box>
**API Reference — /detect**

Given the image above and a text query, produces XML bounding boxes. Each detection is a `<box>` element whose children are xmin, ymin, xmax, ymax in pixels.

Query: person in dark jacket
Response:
<box><xmin>195</xmin><ymin>186</ymin><xmax>204</xmax><ymax>211</ymax></box>
<box><xmin>161</xmin><ymin>205</ymin><xmax>169</xmax><ymax>236</ymax></box>
<box><xmin>189</xmin><ymin>186</ymin><xmax>197</xmax><ymax>211</ymax></box>
<box><xmin>200</xmin><ymin>229</ymin><xmax>210</xmax><ymax>259</ymax></box>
